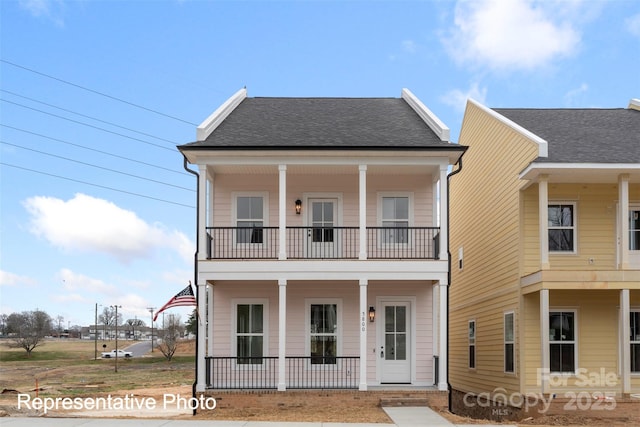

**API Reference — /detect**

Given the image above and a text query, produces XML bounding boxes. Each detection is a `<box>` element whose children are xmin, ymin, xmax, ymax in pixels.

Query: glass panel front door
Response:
<box><xmin>380</xmin><ymin>301</ymin><xmax>411</xmax><ymax>383</ymax></box>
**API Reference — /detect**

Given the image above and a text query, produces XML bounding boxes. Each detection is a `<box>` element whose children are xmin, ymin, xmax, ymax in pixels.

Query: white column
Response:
<box><xmin>198</xmin><ymin>165</ymin><xmax>209</xmax><ymax>261</ymax></box>
<box><xmin>438</xmin><ymin>166</ymin><xmax>448</xmax><ymax>261</ymax></box>
<box><xmin>196</xmin><ymin>281</ymin><xmax>207</xmax><ymax>392</ymax></box>
<box><xmin>438</xmin><ymin>280</ymin><xmax>448</xmax><ymax>391</ymax></box>
<box><xmin>540</xmin><ymin>289</ymin><xmax>550</xmax><ymax>394</ymax></box>
<box><xmin>359</xmin><ymin>165</ymin><xmax>367</xmax><ymax>260</ymax></box>
<box><xmin>539</xmin><ymin>176</ymin><xmax>550</xmax><ymax>269</ymax></box>
<box><xmin>279</xmin><ymin>165</ymin><xmax>287</xmax><ymax>260</ymax></box>
<box><xmin>432</xmin><ymin>283</ymin><xmax>440</xmax><ymax>358</ymax></box>
<box><xmin>359</xmin><ymin>278</ymin><xmax>368</xmax><ymax>390</ymax></box>
<box><xmin>620</xmin><ymin>289</ymin><xmax>631</xmax><ymax>394</ymax></box>
<box><xmin>278</xmin><ymin>279</ymin><xmax>287</xmax><ymax>391</ymax></box>
<box><xmin>619</xmin><ymin>174</ymin><xmax>630</xmax><ymax>269</ymax></box>
<box><xmin>207</xmin><ymin>283</ymin><xmax>214</xmax><ymax>357</ymax></box>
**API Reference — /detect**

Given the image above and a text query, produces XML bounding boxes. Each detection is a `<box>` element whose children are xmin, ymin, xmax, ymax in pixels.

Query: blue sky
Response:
<box><xmin>1</xmin><ymin>0</ymin><xmax>639</xmax><ymax>328</ymax></box>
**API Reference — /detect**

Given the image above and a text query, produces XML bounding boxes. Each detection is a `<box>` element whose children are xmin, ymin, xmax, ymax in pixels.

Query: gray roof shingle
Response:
<box><xmin>494</xmin><ymin>108</ymin><xmax>640</xmax><ymax>163</ymax></box>
<box><xmin>180</xmin><ymin>97</ymin><xmax>463</xmax><ymax>151</ymax></box>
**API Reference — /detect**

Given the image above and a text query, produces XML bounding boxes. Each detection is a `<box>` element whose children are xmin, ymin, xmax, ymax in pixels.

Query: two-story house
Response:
<box><xmin>178</xmin><ymin>88</ymin><xmax>466</xmax><ymax>393</ymax></box>
<box><xmin>449</xmin><ymin>99</ymin><xmax>640</xmax><ymax>418</ymax></box>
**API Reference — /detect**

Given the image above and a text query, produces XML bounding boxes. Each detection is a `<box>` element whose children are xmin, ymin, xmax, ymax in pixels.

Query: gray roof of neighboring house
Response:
<box><xmin>180</xmin><ymin>97</ymin><xmax>465</xmax><ymax>151</ymax></box>
<box><xmin>494</xmin><ymin>108</ymin><xmax>640</xmax><ymax>163</ymax></box>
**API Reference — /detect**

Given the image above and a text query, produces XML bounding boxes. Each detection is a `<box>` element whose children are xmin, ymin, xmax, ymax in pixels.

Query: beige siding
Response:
<box><xmin>521</xmin><ymin>186</ymin><xmax>541</xmax><ymax>276</ymax></box>
<box><xmin>523</xmin><ymin>292</ymin><xmax>541</xmax><ymax>390</ymax></box>
<box><xmin>449</xmin><ymin>101</ymin><xmax>539</xmax><ymax>395</ymax></box>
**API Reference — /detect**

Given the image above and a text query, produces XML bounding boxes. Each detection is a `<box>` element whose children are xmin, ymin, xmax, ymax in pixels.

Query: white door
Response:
<box><xmin>307</xmin><ymin>199</ymin><xmax>338</xmax><ymax>258</ymax></box>
<box><xmin>380</xmin><ymin>301</ymin><xmax>411</xmax><ymax>383</ymax></box>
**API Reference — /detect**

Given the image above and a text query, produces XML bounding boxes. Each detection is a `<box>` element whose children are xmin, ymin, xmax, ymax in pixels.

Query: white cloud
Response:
<box><xmin>0</xmin><ymin>270</ymin><xmax>37</xmax><ymax>287</ymax></box>
<box><xmin>19</xmin><ymin>0</ymin><xmax>66</xmax><ymax>27</ymax></box>
<box><xmin>564</xmin><ymin>83</ymin><xmax>589</xmax><ymax>106</ymax></box>
<box><xmin>401</xmin><ymin>39</ymin><xmax>418</xmax><ymax>54</ymax></box>
<box><xmin>626</xmin><ymin>13</ymin><xmax>640</xmax><ymax>38</ymax></box>
<box><xmin>443</xmin><ymin>0</ymin><xmax>581</xmax><ymax>71</ymax></box>
<box><xmin>441</xmin><ymin>82</ymin><xmax>488</xmax><ymax>112</ymax></box>
<box><xmin>24</xmin><ymin>193</ymin><xmax>194</xmax><ymax>264</ymax></box>
<box><xmin>58</xmin><ymin>268</ymin><xmax>117</xmax><ymax>295</ymax></box>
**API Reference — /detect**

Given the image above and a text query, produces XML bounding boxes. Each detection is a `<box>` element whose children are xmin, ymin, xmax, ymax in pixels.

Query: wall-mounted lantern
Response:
<box><xmin>295</xmin><ymin>199</ymin><xmax>302</xmax><ymax>215</ymax></box>
<box><xmin>368</xmin><ymin>306</ymin><xmax>376</xmax><ymax>322</ymax></box>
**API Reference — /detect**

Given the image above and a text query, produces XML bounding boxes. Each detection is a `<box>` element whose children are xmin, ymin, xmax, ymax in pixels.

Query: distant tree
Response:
<box><xmin>125</xmin><ymin>318</ymin><xmax>145</xmax><ymax>340</ymax></box>
<box><xmin>185</xmin><ymin>309</ymin><xmax>197</xmax><ymax>336</ymax></box>
<box><xmin>0</xmin><ymin>314</ymin><xmax>8</xmax><ymax>336</ymax></box>
<box><xmin>98</xmin><ymin>307</ymin><xmax>122</xmax><ymax>339</ymax></box>
<box><xmin>55</xmin><ymin>315</ymin><xmax>65</xmax><ymax>338</ymax></box>
<box><xmin>6</xmin><ymin>310</ymin><xmax>53</xmax><ymax>357</ymax></box>
<box><xmin>158</xmin><ymin>314</ymin><xmax>184</xmax><ymax>361</ymax></box>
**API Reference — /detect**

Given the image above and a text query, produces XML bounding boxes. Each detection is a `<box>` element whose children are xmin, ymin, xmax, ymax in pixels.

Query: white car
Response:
<box><xmin>101</xmin><ymin>349</ymin><xmax>133</xmax><ymax>358</ymax></box>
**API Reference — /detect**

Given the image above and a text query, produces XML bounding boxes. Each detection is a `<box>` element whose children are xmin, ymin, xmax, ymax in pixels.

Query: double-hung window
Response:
<box><xmin>549</xmin><ymin>311</ymin><xmax>576</xmax><ymax>373</ymax></box>
<box><xmin>631</xmin><ymin>310</ymin><xmax>640</xmax><ymax>373</ymax></box>
<box><xmin>504</xmin><ymin>312</ymin><xmax>515</xmax><ymax>373</ymax></box>
<box><xmin>381</xmin><ymin>196</ymin><xmax>409</xmax><ymax>244</ymax></box>
<box><xmin>309</xmin><ymin>302</ymin><xmax>339</xmax><ymax>365</ymax></box>
<box><xmin>630</xmin><ymin>208</ymin><xmax>640</xmax><ymax>251</ymax></box>
<box><xmin>236</xmin><ymin>195</ymin><xmax>264</xmax><ymax>244</ymax></box>
<box><xmin>235</xmin><ymin>302</ymin><xmax>265</xmax><ymax>365</ymax></box>
<box><xmin>548</xmin><ymin>203</ymin><xmax>576</xmax><ymax>252</ymax></box>
<box><xmin>468</xmin><ymin>320</ymin><xmax>476</xmax><ymax>369</ymax></box>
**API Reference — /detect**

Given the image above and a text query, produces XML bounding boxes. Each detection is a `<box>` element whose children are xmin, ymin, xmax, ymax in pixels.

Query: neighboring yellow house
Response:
<box><xmin>449</xmin><ymin>99</ymin><xmax>640</xmax><ymax>418</ymax></box>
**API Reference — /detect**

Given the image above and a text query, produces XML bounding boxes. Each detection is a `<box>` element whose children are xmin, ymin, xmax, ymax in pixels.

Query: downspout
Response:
<box><xmin>446</xmin><ymin>156</ymin><xmax>463</xmax><ymax>413</ymax></box>
<box><xmin>182</xmin><ymin>154</ymin><xmax>200</xmax><ymax>416</ymax></box>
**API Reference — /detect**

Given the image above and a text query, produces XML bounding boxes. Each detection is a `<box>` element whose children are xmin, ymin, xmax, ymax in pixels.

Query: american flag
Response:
<box><xmin>153</xmin><ymin>283</ymin><xmax>196</xmax><ymax>321</ymax></box>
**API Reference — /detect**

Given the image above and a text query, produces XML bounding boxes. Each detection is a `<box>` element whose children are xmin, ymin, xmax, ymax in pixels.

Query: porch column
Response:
<box><xmin>619</xmin><ymin>174</ymin><xmax>630</xmax><ymax>269</ymax></box>
<box><xmin>279</xmin><ymin>165</ymin><xmax>287</xmax><ymax>260</ymax></box>
<box><xmin>438</xmin><ymin>165</ymin><xmax>448</xmax><ymax>261</ymax></box>
<box><xmin>197</xmin><ymin>165</ymin><xmax>209</xmax><ymax>261</ymax></box>
<box><xmin>437</xmin><ymin>279</ymin><xmax>448</xmax><ymax>391</ymax></box>
<box><xmin>207</xmin><ymin>283</ymin><xmax>214</xmax><ymax>357</ymax></box>
<box><xmin>540</xmin><ymin>289</ymin><xmax>550</xmax><ymax>394</ymax></box>
<box><xmin>539</xmin><ymin>176</ymin><xmax>550</xmax><ymax>269</ymax></box>
<box><xmin>278</xmin><ymin>279</ymin><xmax>287</xmax><ymax>391</ymax></box>
<box><xmin>620</xmin><ymin>289</ymin><xmax>631</xmax><ymax>394</ymax></box>
<box><xmin>196</xmin><ymin>280</ymin><xmax>207</xmax><ymax>392</ymax></box>
<box><xmin>359</xmin><ymin>278</ymin><xmax>368</xmax><ymax>390</ymax></box>
<box><xmin>359</xmin><ymin>165</ymin><xmax>367</xmax><ymax>260</ymax></box>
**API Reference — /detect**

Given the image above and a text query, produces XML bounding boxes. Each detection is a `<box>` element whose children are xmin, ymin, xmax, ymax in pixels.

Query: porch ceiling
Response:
<box><xmin>208</xmin><ymin>164</ymin><xmax>440</xmax><ymax>176</ymax></box>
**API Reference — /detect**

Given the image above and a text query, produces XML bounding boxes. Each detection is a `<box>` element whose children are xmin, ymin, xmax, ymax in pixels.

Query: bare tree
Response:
<box><xmin>6</xmin><ymin>310</ymin><xmax>52</xmax><ymax>357</ymax></box>
<box><xmin>157</xmin><ymin>314</ymin><xmax>184</xmax><ymax>361</ymax></box>
<box><xmin>98</xmin><ymin>306</ymin><xmax>122</xmax><ymax>339</ymax></box>
<box><xmin>0</xmin><ymin>314</ymin><xmax>8</xmax><ymax>337</ymax></box>
<box><xmin>125</xmin><ymin>318</ymin><xmax>145</xmax><ymax>340</ymax></box>
<box><xmin>55</xmin><ymin>315</ymin><xmax>65</xmax><ymax>338</ymax></box>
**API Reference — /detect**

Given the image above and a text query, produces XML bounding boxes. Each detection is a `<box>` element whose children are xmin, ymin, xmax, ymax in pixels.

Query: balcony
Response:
<box><xmin>206</xmin><ymin>226</ymin><xmax>440</xmax><ymax>260</ymax></box>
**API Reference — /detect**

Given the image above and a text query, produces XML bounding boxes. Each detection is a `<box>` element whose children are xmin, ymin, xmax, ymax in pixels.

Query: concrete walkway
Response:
<box><xmin>0</xmin><ymin>407</ymin><xmax>513</xmax><ymax>427</ymax></box>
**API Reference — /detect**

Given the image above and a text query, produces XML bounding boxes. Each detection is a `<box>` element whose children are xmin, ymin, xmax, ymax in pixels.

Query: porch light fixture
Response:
<box><xmin>369</xmin><ymin>306</ymin><xmax>376</xmax><ymax>322</ymax></box>
<box><xmin>295</xmin><ymin>199</ymin><xmax>302</xmax><ymax>215</ymax></box>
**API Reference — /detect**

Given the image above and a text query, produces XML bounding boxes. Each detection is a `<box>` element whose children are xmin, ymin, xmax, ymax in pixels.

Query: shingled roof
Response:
<box><xmin>494</xmin><ymin>107</ymin><xmax>640</xmax><ymax>163</ymax></box>
<box><xmin>180</xmin><ymin>93</ymin><xmax>464</xmax><ymax>151</ymax></box>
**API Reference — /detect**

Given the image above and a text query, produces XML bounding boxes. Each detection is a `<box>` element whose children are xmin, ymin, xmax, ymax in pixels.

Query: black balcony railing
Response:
<box><xmin>206</xmin><ymin>226</ymin><xmax>439</xmax><ymax>260</ymax></box>
<box><xmin>205</xmin><ymin>356</ymin><xmax>360</xmax><ymax>390</ymax></box>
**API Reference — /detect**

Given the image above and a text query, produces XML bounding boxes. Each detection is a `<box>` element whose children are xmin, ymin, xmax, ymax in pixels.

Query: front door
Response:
<box><xmin>380</xmin><ymin>301</ymin><xmax>411</xmax><ymax>383</ymax></box>
<box><xmin>308</xmin><ymin>199</ymin><xmax>338</xmax><ymax>258</ymax></box>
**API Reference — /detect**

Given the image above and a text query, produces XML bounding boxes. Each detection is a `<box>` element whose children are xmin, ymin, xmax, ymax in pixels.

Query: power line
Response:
<box><xmin>0</xmin><ymin>124</ymin><xmax>191</xmax><ymax>177</ymax></box>
<box><xmin>0</xmin><ymin>141</ymin><xmax>195</xmax><ymax>192</ymax></box>
<box><xmin>0</xmin><ymin>59</ymin><xmax>198</xmax><ymax>126</ymax></box>
<box><xmin>1</xmin><ymin>89</ymin><xmax>180</xmax><ymax>145</ymax></box>
<box><xmin>1</xmin><ymin>99</ymin><xmax>175</xmax><ymax>152</ymax></box>
<box><xmin>0</xmin><ymin>162</ymin><xmax>195</xmax><ymax>209</ymax></box>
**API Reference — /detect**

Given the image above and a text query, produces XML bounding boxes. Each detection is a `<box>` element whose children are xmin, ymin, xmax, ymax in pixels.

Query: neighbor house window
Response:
<box><xmin>548</xmin><ymin>203</ymin><xmax>576</xmax><ymax>252</ymax></box>
<box><xmin>469</xmin><ymin>319</ymin><xmax>476</xmax><ymax>369</ymax></box>
<box><xmin>236</xmin><ymin>195</ymin><xmax>264</xmax><ymax>244</ymax></box>
<box><xmin>631</xmin><ymin>311</ymin><xmax>640</xmax><ymax>373</ymax></box>
<box><xmin>504</xmin><ymin>312</ymin><xmax>515</xmax><ymax>373</ymax></box>
<box><xmin>381</xmin><ymin>196</ymin><xmax>409</xmax><ymax>244</ymax></box>
<box><xmin>309</xmin><ymin>303</ymin><xmax>338</xmax><ymax>365</ymax></box>
<box><xmin>236</xmin><ymin>303</ymin><xmax>265</xmax><ymax>364</ymax></box>
<box><xmin>549</xmin><ymin>311</ymin><xmax>576</xmax><ymax>373</ymax></box>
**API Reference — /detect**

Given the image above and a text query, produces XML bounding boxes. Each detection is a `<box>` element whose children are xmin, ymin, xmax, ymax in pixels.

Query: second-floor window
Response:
<box><xmin>630</xmin><ymin>209</ymin><xmax>640</xmax><ymax>251</ymax></box>
<box><xmin>236</xmin><ymin>196</ymin><xmax>264</xmax><ymax>244</ymax></box>
<box><xmin>548</xmin><ymin>203</ymin><xmax>576</xmax><ymax>252</ymax></box>
<box><xmin>382</xmin><ymin>196</ymin><xmax>409</xmax><ymax>244</ymax></box>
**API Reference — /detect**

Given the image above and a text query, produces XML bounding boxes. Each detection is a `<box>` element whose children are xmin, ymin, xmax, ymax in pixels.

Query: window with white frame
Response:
<box><xmin>504</xmin><ymin>312</ymin><xmax>515</xmax><ymax>373</ymax></box>
<box><xmin>235</xmin><ymin>195</ymin><xmax>264</xmax><ymax>244</ymax></box>
<box><xmin>469</xmin><ymin>319</ymin><xmax>476</xmax><ymax>369</ymax></box>
<box><xmin>235</xmin><ymin>302</ymin><xmax>265</xmax><ymax>364</ymax></box>
<box><xmin>631</xmin><ymin>310</ymin><xmax>640</xmax><ymax>373</ymax></box>
<box><xmin>381</xmin><ymin>196</ymin><xmax>409</xmax><ymax>244</ymax></box>
<box><xmin>630</xmin><ymin>209</ymin><xmax>640</xmax><ymax>251</ymax></box>
<box><xmin>309</xmin><ymin>302</ymin><xmax>339</xmax><ymax>365</ymax></box>
<box><xmin>548</xmin><ymin>203</ymin><xmax>576</xmax><ymax>252</ymax></box>
<box><xmin>549</xmin><ymin>311</ymin><xmax>576</xmax><ymax>373</ymax></box>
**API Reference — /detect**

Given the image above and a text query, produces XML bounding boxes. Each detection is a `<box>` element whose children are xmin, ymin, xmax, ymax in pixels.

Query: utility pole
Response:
<box><xmin>147</xmin><ymin>307</ymin><xmax>156</xmax><ymax>352</ymax></box>
<box><xmin>111</xmin><ymin>305</ymin><xmax>122</xmax><ymax>372</ymax></box>
<box><xmin>94</xmin><ymin>303</ymin><xmax>100</xmax><ymax>360</ymax></box>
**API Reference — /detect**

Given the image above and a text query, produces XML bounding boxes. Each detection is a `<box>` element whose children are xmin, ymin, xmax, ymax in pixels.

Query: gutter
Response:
<box><xmin>446</xmin><ymin>156</ymin><xmax>463</xmax><ymax>413</ymax></box>
<box><xmin>181</xmin><ymin>154</ymin><xmax>200</xmax><ymax>416</ymax></box>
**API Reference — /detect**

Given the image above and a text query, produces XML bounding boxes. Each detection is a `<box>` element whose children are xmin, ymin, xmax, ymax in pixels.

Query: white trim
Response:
<box><xmin>232</xmin><ymin>191</ymin><xmax>270</xmax><ymax>246</ymax></box>
<box><xmin>401</xmin><ymin>88</ymin><xmax>450</xmax><ymax>142</ymax></box>
<box><xmin>504</xmin><ymin>311</ymin><xmax>515</xmax><ymax>374</ymax></box>
<box><xmin>197</xmin><ymin>88</ymin><xmax>247</xmax><ymax>141</ymax></box>
<box><xmin>468</xmin><ymin>98</ymin><xmax>548</xmax><ymax>158</ymax></box>
<box><xmin>548</xmin><ymin>308</ymin><xmax>578</xmax><ymax>375</ymax></box>
<box><xmin>548</xmin><ymin>201</ymin><xmax>578</xmax><ymax>255</ymax></box>
<box><xmin>520</xmin><ymin>163</ymin><xmax>640</xmax><ymax>180</ymax></box>
<box><xmin>231</xmin><ymin>298</ymin><xmax>270</xmax><ymax>363</ymax></box>
<box><xmin>629</xmin><ymin>98</ymin><xmax>640</xmax><ymax>110</ymax></box>
<box><xmin>377</xmin><ymin>192</ymin><xmax>414</xmax><ymax>248</ymax></box>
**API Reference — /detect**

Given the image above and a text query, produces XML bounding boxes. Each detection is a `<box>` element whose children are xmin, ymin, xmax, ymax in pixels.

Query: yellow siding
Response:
<box><xmin>450</xmin><ymin>101</ymin><xmax>539</xmax><ymax>395</ymax></box>
<box><xmin>521</xmin><ymin>186</ymin><xmax>540</xmax><ymax>276</ymax></box>
<box><xmin>523</xmin><ymin>292</ymin><xmax>541</xmax><ymax>390</ymax></box>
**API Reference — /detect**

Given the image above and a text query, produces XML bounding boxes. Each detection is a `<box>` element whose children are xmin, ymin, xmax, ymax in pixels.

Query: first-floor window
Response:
<box><xmin>504</xmin><ymin>312</ymin><xmax>515</xmax><ymax>373</ymax></box>
<box><xmin>310</xmin><ymin>303</ymin><xmax>338</xmax><ymax>364</ymax></box>
<box><xmin>236</xmin><ymin>303</ymin><xmax>264</xmax><ymax>364</ymax></box>
<box><xmin>631</xmin><ymin>311</ymin><xmax>640</xmax><ymax>373</ymax></box>
<box><xmin>549</xmin><ymin>311</ymin><xmax>576</xmax><ymax>373</ymax></box>
<box><xmin>468</xmin><ymin>319</ymin><xmax>476</xmax><ymax>369</ymax></box>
